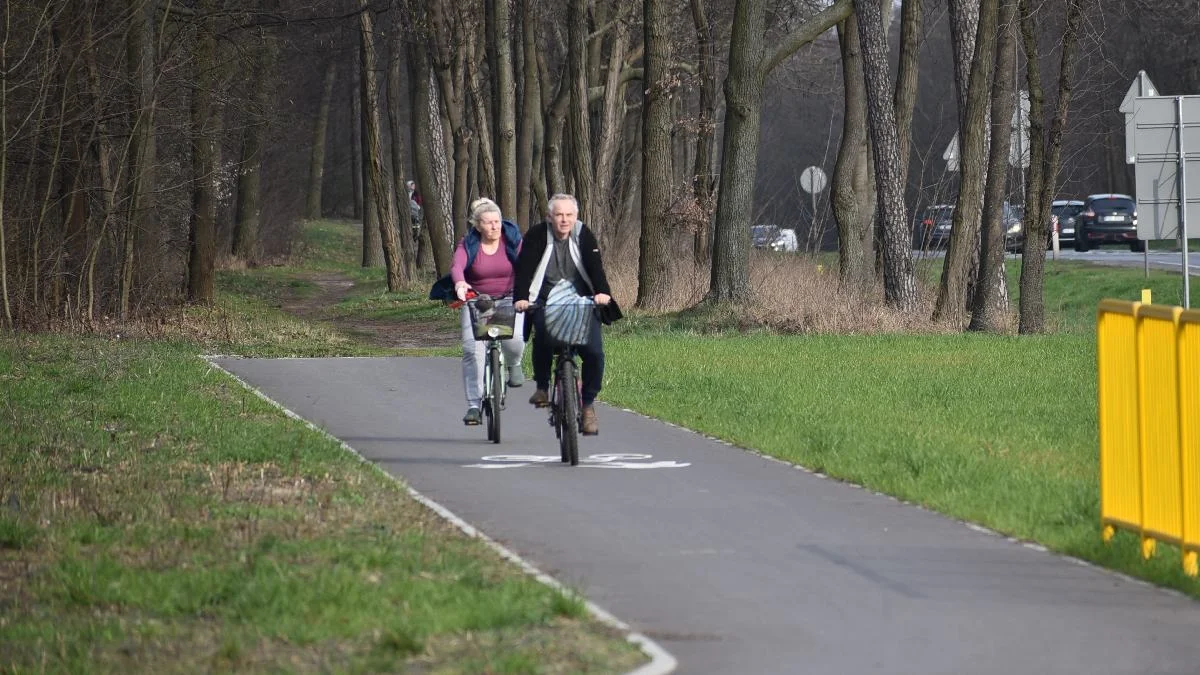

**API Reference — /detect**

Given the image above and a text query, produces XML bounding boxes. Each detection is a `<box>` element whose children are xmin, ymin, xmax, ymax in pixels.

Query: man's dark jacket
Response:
<box><xmin>514</xmin><ymin>221</ymin><xmax>623</xmax><ymax>336</ymax></box>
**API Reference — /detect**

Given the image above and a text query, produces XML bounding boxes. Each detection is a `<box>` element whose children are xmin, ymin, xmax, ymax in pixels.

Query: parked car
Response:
<box><xmin>1049</xmin><ymin>199</ymin><xmax>1085</xmax><ymax>247</ymax></box>
<box><xmin>751</xmin><ymin>224</ymin><xmax>799</xmax><ymax>252</ymax></box>
<box><xmin>916</xmin><ymin>205</ymin><xmax>955</xmax><ymax>249</ymax></box>
<box><xmin>1075</xmin><ymin>193</ymin><xmax>1143</xmax><ymax>252</ymax></box>
<box><xmin>1003</xmin><ymin>202</ymin><xmax>1025</xmax><ymax>253</ymax></box>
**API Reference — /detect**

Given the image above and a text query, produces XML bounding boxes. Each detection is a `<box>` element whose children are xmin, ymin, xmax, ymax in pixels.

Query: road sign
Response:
<box><xmin>800</xmin><ymin>166</ymin><xmax>827</xmax><ymax>194</ymax></box>
<box><xmin>1010</xmin><ymin>90</ymin><xmax>1031</xmax><ymax>169</ymax></box>
<box><xmin>1131</xmin><ymin>95</ymin><xmax>1200</xmax><ymax>241</ymax></box>
<box><xmin>942</xmin><ymin>91</ymin><xmax>1030</xmax><ymax>172</ymax></box>
<box><xmin>1122</xmin><ymin>71</ymin><xmax>1159</xmax><ymax>164</ymax></box>
<box><xmin>944</xmin><ymin>134</ymin><xmax>960</xmax><ymax>172</ymax></box>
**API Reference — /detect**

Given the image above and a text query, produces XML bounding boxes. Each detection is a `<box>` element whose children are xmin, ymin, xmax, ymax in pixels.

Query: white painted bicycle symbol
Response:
<box><xmin>464</xmin><ymin>452</ymin><xmax>690</xmax><ymax>469</ymax></box>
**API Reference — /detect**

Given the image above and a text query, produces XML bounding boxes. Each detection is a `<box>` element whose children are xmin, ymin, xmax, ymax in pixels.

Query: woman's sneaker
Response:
<box><xmin>463</xmin><ymin>407</ymin><xmax>482</xmax><ymax>425</ymax></box>
<box><xmin>507</xmin><ymin>366</ymin><xmax>525</xmax><ymax>387</ymax></box>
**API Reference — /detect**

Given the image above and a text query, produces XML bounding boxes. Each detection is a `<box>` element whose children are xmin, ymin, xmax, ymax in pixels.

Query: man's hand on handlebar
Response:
<box><xmin>514</xmin><ymin>300</ymin><xmax>530</xmax><ymax>312</ymax></box>
<box><xmin>594</xmin><ymin>293</ymin><xmax>611</xmax><ymax>306</ymax></box>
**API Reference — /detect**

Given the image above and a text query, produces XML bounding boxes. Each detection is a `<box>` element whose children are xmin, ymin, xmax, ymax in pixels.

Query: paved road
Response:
<box><xmin>215</xmin><ymin>356</ymin><xmax>1200</xmax><ymax>675</ymax></box>
<box><xmin>915</xmin><ymin>247</ymin><xmax>1200</xmax><ymax>276</ymax></box>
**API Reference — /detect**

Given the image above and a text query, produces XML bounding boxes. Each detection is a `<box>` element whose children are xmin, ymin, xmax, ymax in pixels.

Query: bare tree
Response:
<box><xmin>854</xmin><ymin>0</ymin><xmax>918</xmax><ymax>310</ymax></box>
<box><xmin>119</xmin><ymin>0</ymin><xmax>157</xmax><ymax>319</ymax></box>
<box><xmin>409</xmin><ymin>39</ymin><xmax>454</xmax><ymax>275</ymax></box>
<box><xmin>306</xmin><ymin>59</ymin><xmax>335</xmax><ymax>220</ymax></box>
<box><xmin>637</xmin><ymin>0</ymin><xmax>674</xmax><ymax>309</ymax></box>
<box><xmin>690</xmin><ymin>0</ymin><xmax>718</xmax><ymax>265</ymax></box>
<box><xmin>566</xmin><ymin>0</ymin><xmax>595</xmax><ymax>224</ymax></box>
<box><xmin>387</xmin><ymin>32</ymin><xmax>416</xmax><ymax>278</ymax></box>
<box><xmin>516</xmin><ymin>0</ymin><xmax>540</xmax><ymax>227</ymax></box>
<box><xmin>1018</xmin><ymin>0</ymin><xmax>1086</xmax><ymax>333</ymax></box>
<box><xmin>187</xmin><ymin>21</ymin><xmax>219</xmax><ymax>304</ymax></box>
<box><xmin>832</xmin><ymin>10</ymin><xmax>876</xmax><ymax>292</ymax></box>
<box><xmin>492</xmin><ymin>0</ymin><xmax>517</xmax><ymax>216</ymax></box>
<box><xmin>233</xmin><ymin>39</ymin><xmax>271</xmax><ymax>263</ymax></box>
<box><xmin>969</xmin><ymin>0</ymin><xmax>1018</xmax><ymax>332</ymax></box>
<box><xmin>359</xmin><ymin>0</ymin><xmax>403</xmax><ymax>289</ymax></box>
<box><xmin>934</xmin><ymin>0</ymin><xmax>1000</xmax><ymax>326</ymax></box>
<box><xmin>708</xmin><ymin>0</ymin><xmax>852</xmax><ymax>304</ymax></box>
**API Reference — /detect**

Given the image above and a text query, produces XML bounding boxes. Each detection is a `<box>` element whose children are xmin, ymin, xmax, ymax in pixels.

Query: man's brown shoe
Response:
<box><xmin>529</xmin><ymin>389</ymin><xmax>550</xmax><ymax>407</ymax></box>
<box><xmin>581</xmin><ymin>405</ymin><xmax>599</xmax><ymax>435</ymax></box>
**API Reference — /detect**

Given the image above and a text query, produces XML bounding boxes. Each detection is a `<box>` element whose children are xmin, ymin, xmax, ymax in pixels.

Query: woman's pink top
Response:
<box><xmin>450</xmin><ymin>240</ymin><xmax>522</xmax><ymax>297</ymax></box>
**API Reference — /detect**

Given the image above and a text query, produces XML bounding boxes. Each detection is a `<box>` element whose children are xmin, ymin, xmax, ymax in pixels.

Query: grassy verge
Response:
<box><xmin>0</xmin><ymin>222</ymin><xmax>643</xmax><ymax>673</ymax></box>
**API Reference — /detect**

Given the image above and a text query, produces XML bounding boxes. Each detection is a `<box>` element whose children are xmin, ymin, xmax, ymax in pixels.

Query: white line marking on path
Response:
<box><xmin>465</xmin><ymin>452</ymin><xmax>691</xmax><ymax>469</ymax></box>
<box><xmin>203</xmin><ymin>356</ymin><xmax>677</xmax><ymax>675</ymax></box>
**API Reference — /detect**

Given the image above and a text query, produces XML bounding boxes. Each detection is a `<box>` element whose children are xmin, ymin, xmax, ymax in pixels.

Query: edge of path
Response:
<box><xmin>203</xmin><ymin>355</ymin><xmax>679</xmax><ymax>675</ymax></box>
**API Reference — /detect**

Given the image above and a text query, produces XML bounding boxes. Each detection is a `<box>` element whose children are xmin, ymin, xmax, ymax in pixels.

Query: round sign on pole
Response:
<box><xmin>800</xmin><ymin>166</ymin><xmax>827</xmax><ymax>194</ymax></box>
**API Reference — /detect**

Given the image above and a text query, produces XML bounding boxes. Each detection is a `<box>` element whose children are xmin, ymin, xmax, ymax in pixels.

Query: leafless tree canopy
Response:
<box><xmin>1</xmin><ymin>0</ymin><xmax>1194</xmax><ymax>331</ymax></box>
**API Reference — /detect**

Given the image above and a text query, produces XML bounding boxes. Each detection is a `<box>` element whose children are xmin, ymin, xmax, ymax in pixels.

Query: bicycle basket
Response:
<box><xmin>469</xmin><ymin>296</ymin><xmax>516</xmax><ymax>340</ymax></box>
<box><xmin>543</xmin><ymin>279</ymin><xmax>595</xmax><ymax>346</ymax></box>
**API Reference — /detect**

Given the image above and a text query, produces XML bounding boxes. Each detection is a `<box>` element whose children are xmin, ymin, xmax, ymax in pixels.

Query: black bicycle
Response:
<box><xmin>549</xmin><ymin>341</ymin><xmax>583</xmax><ymax>466</ymax></box>
<box><xmin>525</xmin><ymin>296</ymin><xmax>597</xmax><ymax>466</ymax></box>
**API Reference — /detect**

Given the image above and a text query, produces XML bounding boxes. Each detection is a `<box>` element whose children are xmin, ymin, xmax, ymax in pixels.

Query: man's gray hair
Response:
<box><xmin>468</xmin><ymin>197</ymin><xmax>502</xmax><ymax>225</ymax></box>
<box><xmin>547</xmin><ymin>193</ymin><xmax>579</xmax><ymax>214</ymax></box>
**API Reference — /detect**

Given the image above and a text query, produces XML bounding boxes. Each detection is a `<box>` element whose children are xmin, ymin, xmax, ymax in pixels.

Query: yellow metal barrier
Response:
<box><xmin>1098</xmin><ymin>300</ymin><xmax>1200</xmax><ymax>575</ymax></box>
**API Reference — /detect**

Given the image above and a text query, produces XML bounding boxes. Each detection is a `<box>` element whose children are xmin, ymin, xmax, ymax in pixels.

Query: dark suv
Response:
<box><xmin>1075</xmin><ymin>194</ymin><xmax>1143</xmax><ymax>252</ymax></box>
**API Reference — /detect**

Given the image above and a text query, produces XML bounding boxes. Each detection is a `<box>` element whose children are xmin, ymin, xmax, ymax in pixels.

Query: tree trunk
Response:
<box><xmin>1019</xmin><ymin>0</ymin><xmax>1085</xmax><ymax>334</ymax></box>
<box><xmin>466</xmin><ymin>39</ymin><xmax>497</xmax><ymax>201</ymax></box>
<box><xmin>855</xmin><ymin>0</ymin><xmax>917</xmax><ymax>310</ymax></box>
<box><xmin>359</xmin><ymin>1</ymin><xmax>404</xmax><ymax>290</ymax></box>
<box><xmin>592</xmin><ymin>15</ymin><xmax>632</xmax><ymax>247</ymax></box>
<box><xmin>691</xmin><ymin>0</ymin><xmax>717</xmax><ymax>265</ymax></box>
<box><xmin>0</xmin><ymin>24</ymin><xmax>9</xmax><ymax>328</ymax></box>
<box><xmin>893</xmin><ymin>0</ymin><xmax>923</xmax><ymax>179</ymax></box>
<box><xmin>969</xmin><ymin>0</ymin><xmax>1018</xmax><ymax>332</ymax></box>
<box><xmin>188</xmin><ymin>26</ymin><xmax>218</xmax><ymax>305</ymax></box>
<box><xmin>567</xmin><ymin>0</ymin><xmax>596</xmax><ymax>225</ymax></box>
<box><xmin>409</xmin><ymin>43</ymin><xmax>454</xmax><ymax>275</ymax></box>
<box><xmin>120</xmin><ymin>0</ymin><xmax>157</xmax><ymax>319</ymax></box>
<box><xmin>493</xmin><ymin>0</ymin><xmax>517</xmax><ymax>217</ymax></box>
<box><xmin>350</xmin><ymin>62</ymin><xmax>364</xmax><ymax>221</ymax></box>
<box><xmin>707</xmin><ymin>0</ymin><xmax>767</xmax><ymax>305</ymax></box>
<box><xmin>934</xmin><ymin>0</ymin><xmax>1000</xmax><ymax>326</ymax></box>
<box><xmin>516</xmin><ymin>0</ymin><xmax>540</xmax><ymax>227</ymax></box>
<box><xmin>517</xmin><ymin>0</ymin><xmax>540</xmax><ymax>228</ymax></box>
<box><xmin>637</xmin><ymin>0</ymin><xmax>675</xmax><ymax>309</ymax></box>
<box><xmin>360</xmin><ymin>49</ymin><xmax>382</xmax><ymax>269</ymax></box>
<box><xmin>387</xmin><ymin>32</ymin><xmax>416</xmax><ymax>278</ymax></box>
<box><xmin>833</xmin><ymin>12</ymin><xmax>876</xmax><ymax>293</ymax></box>
<box><xmin>307</xmin><ymin>59</ymin><xmax>336</xmax><ymax>220</ymax></box>
<box><xmin>427</xmin><ymin>0</ymin><xmax>471</xmax><ymax>236</ymax></box>
<box><xmin>709</xmin><ymin>0</ymin><xmax>852</xmax><ymax>304</ymax></box>
<box><xmin>233</xmin><ymin>42</ymin><xmax>269</xmax><ymax>262</ymax></box>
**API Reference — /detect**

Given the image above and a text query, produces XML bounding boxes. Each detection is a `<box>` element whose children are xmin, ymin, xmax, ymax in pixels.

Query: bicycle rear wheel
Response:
<box><xmin>558</xmin><ymin>360</ymin><xmax>579</xmax><ymax>466</ymax></box>
<box><xmin>487</xmin><ymin>347</ymin><xmax>502</xmax><ymax>444</ymax></box>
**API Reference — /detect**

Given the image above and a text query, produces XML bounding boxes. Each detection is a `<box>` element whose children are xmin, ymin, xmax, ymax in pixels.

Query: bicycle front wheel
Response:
<box><xmin>488</xmin><ymin>347</ymin><xmax>502</xmax><ymax>444</ymax></box>
<box><xmin>558</xmin><ymin>360</ymin><xmax>579</xmax><ymax>466</ymax></box>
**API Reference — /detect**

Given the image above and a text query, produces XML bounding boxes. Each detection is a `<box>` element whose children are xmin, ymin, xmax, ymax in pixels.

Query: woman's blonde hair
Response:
<box><xmin>469</xmin><ymin>197</ymin><xmax>502</xmax><ymax>226</ymax></box>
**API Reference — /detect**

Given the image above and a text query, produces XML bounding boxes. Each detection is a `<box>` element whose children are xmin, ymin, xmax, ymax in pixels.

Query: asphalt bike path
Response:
<box><xmin>214</xmin><ymin>356</ymin><xmax>1200</xmax><ymax>675</ymax></box>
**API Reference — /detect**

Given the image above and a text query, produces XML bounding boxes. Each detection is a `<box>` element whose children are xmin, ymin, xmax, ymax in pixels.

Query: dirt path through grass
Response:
<box><xmin>279</xmin><ymin>271</ymin><xmax>460</xmax><ymax>351</ymax></box>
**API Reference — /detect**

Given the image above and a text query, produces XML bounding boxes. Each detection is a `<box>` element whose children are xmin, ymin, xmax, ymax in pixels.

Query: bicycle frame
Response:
<box><xmin>548</xmin><ymin>344</ymin><xmax>582</xmax><ymax>465</ymax></box>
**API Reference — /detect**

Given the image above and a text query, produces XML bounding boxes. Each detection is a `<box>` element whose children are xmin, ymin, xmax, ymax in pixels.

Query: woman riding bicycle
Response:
<box><xmin>513</xmin><ymin>193</ymin><xmax>621</xmax><ymax>435</ymax></box>
<box><xmin>439</xmin><ymin>198</ymin><xmax>526</xmax><ymax>426</ymax></box>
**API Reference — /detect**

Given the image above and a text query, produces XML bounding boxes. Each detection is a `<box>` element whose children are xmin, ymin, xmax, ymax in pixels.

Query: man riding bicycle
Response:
<box><xmin>513</xmin><ymin>193</ymin><xmax>622</xmax><ymax>435</ymax></box>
